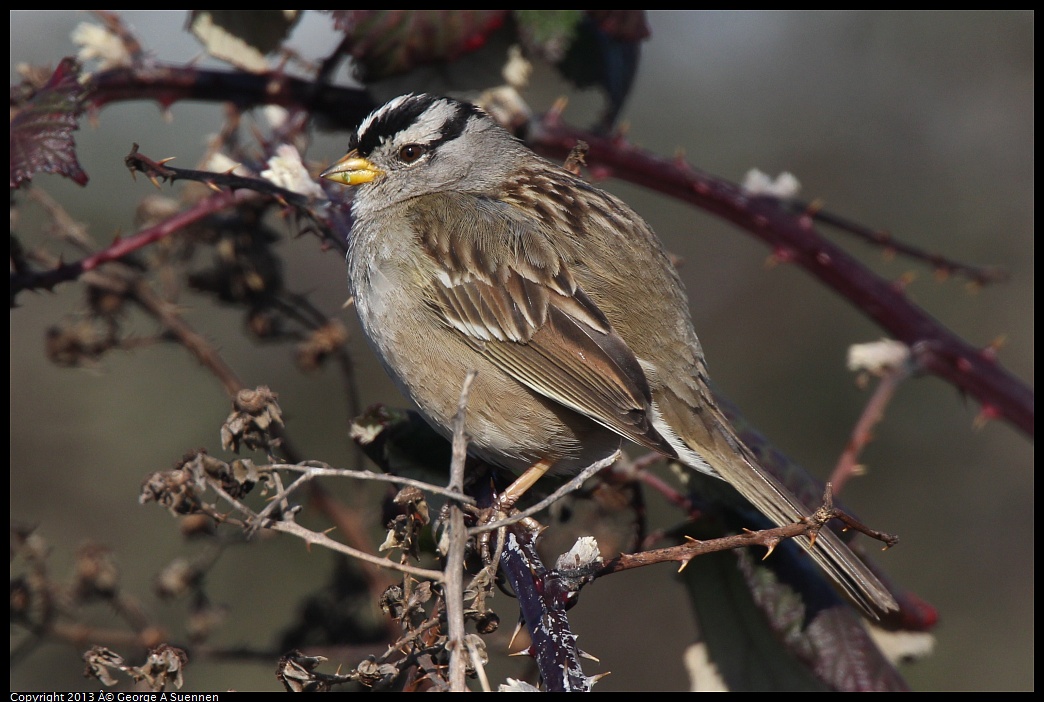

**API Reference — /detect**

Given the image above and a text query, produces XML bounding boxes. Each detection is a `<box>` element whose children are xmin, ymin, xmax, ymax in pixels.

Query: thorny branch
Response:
<box><xmin>830</xmin><ymin>342</ymin><xmax>917</xmax><ymax>494</ymax></box>
<box><xmin>18</xmin><ymin>62</ymin><xmax>1031</xmax><ymax>438</ymax></box>
<box><xmin>528</xmin><ymin>117</ymin><xmax>1033</xmax><ymax>439</ymax></box>
<box><xmin>599</xmin><ymin>483</ymin><xmax>898</xmax><ymax>576</ymax></box>
<box><xmin>11</xmin><ymin>59</ymin><xmax>1032</xmax><ymax>437</ymax></box>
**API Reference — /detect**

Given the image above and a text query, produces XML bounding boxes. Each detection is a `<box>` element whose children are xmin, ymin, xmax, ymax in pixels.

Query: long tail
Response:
<box><xmin>666</xmin><ymin>398</ymin><xmax>898</xmax><ymax>617</ymax></box>
<box><xmin>712</xmin><ymin>445</ymin><xmax>898</xmax><ymax>618</ymax></box>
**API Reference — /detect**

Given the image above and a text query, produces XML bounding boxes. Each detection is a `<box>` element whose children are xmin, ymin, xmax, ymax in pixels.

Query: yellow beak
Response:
<box><xmin>320</xmin><ymin>150</ymin><xmax>384</xmax><ymax>186</ymax></box>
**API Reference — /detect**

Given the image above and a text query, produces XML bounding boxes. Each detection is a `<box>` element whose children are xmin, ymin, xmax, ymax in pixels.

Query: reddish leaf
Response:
<box><xmin>10</xmin><ymin>57</ymin><xmax>89</xmax><ymax>189</ymax></box>
<box><xmin>328</xmin><ymin>10</ymin><xmax>509</xmax><ymax>81</ymax></box>
<box><xmin>585</xmin><ymin>10</ymin><xmax>651</xmax><ymax>42</ymax></box>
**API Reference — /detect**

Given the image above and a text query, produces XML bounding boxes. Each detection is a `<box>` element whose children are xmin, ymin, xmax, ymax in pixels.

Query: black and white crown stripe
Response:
<box><xmin>352</xmin><ymin>94</ymin><xmax>485</xmax><ymax>159</ymax></box>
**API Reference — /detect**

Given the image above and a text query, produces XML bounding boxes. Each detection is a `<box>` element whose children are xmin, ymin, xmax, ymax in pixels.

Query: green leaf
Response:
<box><xmin>188</xmin><ymin>10</ymin><xmax>302</xmax><ymax>73</ymax></box>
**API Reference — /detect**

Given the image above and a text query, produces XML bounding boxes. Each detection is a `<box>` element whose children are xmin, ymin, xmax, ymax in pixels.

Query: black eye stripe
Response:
<box><xmin>354</xmin><ymin>95</ymin><xmax>484</xmax><ymax>158</ymax></box>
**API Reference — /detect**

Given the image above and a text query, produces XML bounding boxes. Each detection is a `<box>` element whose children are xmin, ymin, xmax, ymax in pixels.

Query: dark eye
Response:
<box><xmin>398</xmin><ymin>144</ymin><xmax>427</xmax><ymax>164</ymax></box>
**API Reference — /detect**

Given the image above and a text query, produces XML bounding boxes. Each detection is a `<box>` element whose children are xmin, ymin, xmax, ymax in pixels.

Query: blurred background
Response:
<box><xmin>10</xmin><ymin>11</ymin><xmax>1033</xmax><ymax>691</ymax></box>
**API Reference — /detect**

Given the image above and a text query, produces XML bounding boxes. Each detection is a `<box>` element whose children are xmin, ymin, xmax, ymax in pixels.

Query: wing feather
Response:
<box><xmin>409</xmin><ymin>192</ymin><xmax>676</xmax><ymax>456</ymax></box>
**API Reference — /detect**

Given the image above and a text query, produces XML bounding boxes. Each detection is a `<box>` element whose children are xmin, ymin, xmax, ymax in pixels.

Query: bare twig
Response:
<box><xmin>799</xmin><ymin>200</ymin><xmax>1009</xmax><ymax>287</ymax></box>
<box><xmin>129</xmin><ymin>276</ymin><xmax>246</xmax><ymax>397</ymax></box>
<box><xmin>467</xmin><ymin>451</ymin><xmax>621</xmax><ymax>537</ymax></box>
<box><xmin>445</xmin><ymin>371</ymin><xmax>477</xmax><ymax>692</ymax></box>
<box><xmin>831</xmin><ymin>364</ymin><xmax>914</xmax><ymax>494</ymax></box>
<box><xmin>267</xmin><ymin>519</ymin><xmax>444</xmax><ymax>582</ymax></box>
<box><xmin>252</xmin><ymin>462</ymin><xmax>475</xmax><ymax>529</ymax></box>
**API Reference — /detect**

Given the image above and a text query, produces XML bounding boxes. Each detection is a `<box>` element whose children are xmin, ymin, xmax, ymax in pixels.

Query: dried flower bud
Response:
<box><xmin>138</xmin><ymin>644</ymin><xmax>188</xmax><ymax>691</ymax></box>
<box><xmin>140</xmin><ymin>459</ymin><xmax>206</xmax><ymax>515</ymax></box>
<box><xmin>154</xmin><ymin>558</ymin><xmax>199</xmax><ymax>599</ymax></box>
<box><xmin>186</xmin><ymin>601</ymin><xmax>227</xmax><ymax>643</ymax></box>
<box><xmin>45</xmin><ymin>319</ymin><xmax>117</xmax><ymax>367</ymax></box>
<box><xmin>278</xmin><ymin>650</ymin><xmax>332</xmax><ymax>692</ymax></box>
<box><xmin>379</xmin><ymin>584</ymin><xmax>405</xmax><ymax>619</ymax></box>
<box><xmin>221</xmin><ymin>386</ymin><xmax>284</xmax><ymax>453</ymax></box>
<box><xmin>83</xmin><ymin>646</ymin><xmax>125</xmax><ymax>687</ymax></box>
<box><xmin>296</xmin><ymin>320</ymin><xmax>349</xmax><ymax>371</ymax></box>
<box><xmin>474</xmin><ymin>611</ymin><xmax>500</xmax><ymax>635</ymax></box>
<box><xmin>179</xmin><ymin>513</ymin><xmax>215</xmax><ymax>538</ymax></box>
<box><xmin>393</xmin><ymin>486</ymin><xmax>430</xmax><ymax>525</ymax></box>
<box><xmin>74</xmin><ymin>543</ymin><xmax>120</xmax><ymax>599</ymax></box>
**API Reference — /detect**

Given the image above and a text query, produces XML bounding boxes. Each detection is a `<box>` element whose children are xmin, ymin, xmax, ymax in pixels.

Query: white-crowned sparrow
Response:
<box><xmin>321</xmin><ymin>93</ymin><xmax>897</xmax><ymax>616</ymax></box>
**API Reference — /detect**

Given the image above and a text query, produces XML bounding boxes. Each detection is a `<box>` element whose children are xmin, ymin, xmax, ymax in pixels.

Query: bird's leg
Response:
<box><xmin>496</xmin><ymin>457</ymin><xmax>555</xmax><ymax>514</ymax></box>
<box><xmin>478</xmin><ymin>457</ymin><xmax>554</xmax><ymax>562</ymax></box>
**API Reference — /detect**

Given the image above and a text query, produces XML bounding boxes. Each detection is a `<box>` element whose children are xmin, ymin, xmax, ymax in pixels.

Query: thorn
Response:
<box><xmin>157</xmin><ymin>157</ymin><xmax>177</xmax><ymax>166</ymax></box>
<box><xmin>855</xmin><ymin>371</ymin><xmax>871</xmax><ymax>389</ymax></box>
<box><xmin>765</xmin><ymin>247</ymin><xmax>796</xmax><ymax>268</ymax></box>
<box><xmin>508</xmin><ymin>646</ymin><xmax>536</xmax><ymax>658</ymax></box>
<box><xmin>982</xmin><ymin>336</ymin><xmax>1007</xmax><ymax>360</ymax></box>
<box><xmin>807</xmin><ymin>530</ymin><xmax>818</xmax><ymax>549</ymax></box>
<box><xmin>578</xmin><ymin>649</ymin><xmax>600</xmax><ymax>663</ymax></box>
<box><xmin>804</xmin><ymin>198</ymin><xmax>826</xmax><ymax>216</ymax></box>
<box><xmin>611</xmin><ymin>121</ymin><xmax>631</xmax><ymax>144</ymax></box>
<box><xmin>507</xmin><ymin>618</ymin><xmax>524</xmax><ymax>650</ymax></box>
<box><xmin>205</xmin><ymin>181</ymin><xmax>222</xmax><ymax>193</ymax></box>
<box><xmin>546</xmin><ymin>96</ymin><xmax>568</xmax><ymax>124</ymax></box>
<box><xmin>342</xmin><ymin>296</ymin><xmax>355</xmax><ymax>309</ymax></box>
<box><xmin>972</xmin><ymin>404</ymin><xmax>1001</xmax><ymax>430</ymax></box>
<box><xmin>893</xmin><ymin>271</ymin><xmax>917</xmax><ymax>291</ymax></box>
<box><xmin>761</xmin><ymin>538</ymin><xmax>779</xmax><ymax>560</ymax></box>
<box><xmin>587</xmin><ymin>672</ymin><xmax>612</xmax><ymax>686</ymax></box>
<box><xmin>147</xmin><ymin>175</ymin><xmax>163</xmax><ymax>190</ymax></box>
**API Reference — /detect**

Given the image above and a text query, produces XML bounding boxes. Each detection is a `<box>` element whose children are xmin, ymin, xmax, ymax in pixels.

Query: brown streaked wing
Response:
<box><xmin>411</xmin><ymin>192</ymin><xmax>678</xmax><ymax>456</ymax></box>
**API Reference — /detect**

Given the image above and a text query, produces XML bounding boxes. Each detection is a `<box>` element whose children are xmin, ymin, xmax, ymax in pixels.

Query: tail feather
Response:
<box><xmin>708</xmin><ymin>446</ymin><xmax>898</xmax><ymax>618</ymax></box>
